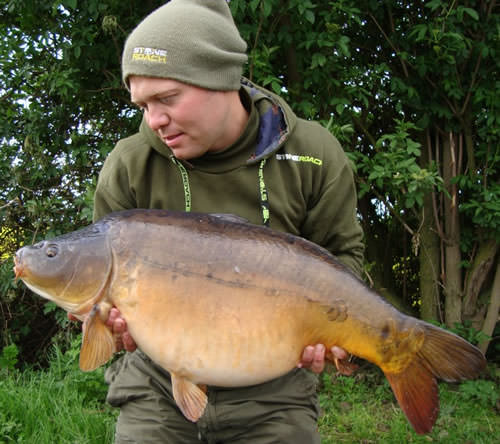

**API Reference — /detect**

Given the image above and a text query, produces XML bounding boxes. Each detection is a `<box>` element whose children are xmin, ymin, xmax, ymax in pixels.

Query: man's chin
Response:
<box><xmin>169</xmin><ymin>145</ymin><xmax>206</xmax><ymax>161</ymax></box>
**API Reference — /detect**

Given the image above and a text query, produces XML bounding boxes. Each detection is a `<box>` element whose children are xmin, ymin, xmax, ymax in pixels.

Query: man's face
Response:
<box><xmin>129</xmin><ymin>76</ymin><xmax>239</xmax><ymax>160</ymax></box>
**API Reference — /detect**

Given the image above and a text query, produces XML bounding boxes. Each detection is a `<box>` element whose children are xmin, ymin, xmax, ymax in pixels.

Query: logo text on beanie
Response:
<box><xmin>132</xmin><ymin>47</ymin><xmax>167</xmax><ymax>64</ymax></box>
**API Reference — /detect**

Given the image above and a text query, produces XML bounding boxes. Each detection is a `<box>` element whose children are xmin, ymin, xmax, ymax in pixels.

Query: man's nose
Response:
<box><xmin>146</xmin><ymin>105</ymin><xmax>170</xmax><ymax>131</ymax></box>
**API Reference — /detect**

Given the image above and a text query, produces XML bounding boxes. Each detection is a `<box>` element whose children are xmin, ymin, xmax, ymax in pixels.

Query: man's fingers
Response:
<box><xmin>310</xmin><ymin>344</ymin><xmax>325</xmax><ymax>373</ymax></box>
<box><xmin>122</xmin><ymin>331</ymin><xmax>137</xmax><ymax>352</ymax></box>
<box><xmin>330</xmin><ymin>345</ymin><xmax>348</xmax><ymax>361</ymax></box>
<box><xmin>298</xmin><ymin>344</ymin><xmax>325</xmax><ymax>373</ymax></box>
<box><xmin>112</xmin><ymin>318</ymin><xmax>126</xmax><ymax>334</ymax></box>
<box><xmin>300</xmin><ymin>345</ymin><xmax>315</xmax><ymax>365</ymax></box>
<box><xmin>106</xmin><ymin>307</ymin><xmax>121</xmax><ymax>328</ymax></box>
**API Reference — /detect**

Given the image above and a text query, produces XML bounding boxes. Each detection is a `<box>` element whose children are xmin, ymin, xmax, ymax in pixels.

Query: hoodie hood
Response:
<box><xmin>139</xmin><ymin>77</ymin><xmax>297</xmax><ymax>172</ymax></box>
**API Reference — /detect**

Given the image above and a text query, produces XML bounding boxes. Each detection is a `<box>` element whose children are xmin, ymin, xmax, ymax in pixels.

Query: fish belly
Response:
<box><xmin>111</xmin><ymin>266</ymin><xmax>325</xmax><ymax>387</ymax></box>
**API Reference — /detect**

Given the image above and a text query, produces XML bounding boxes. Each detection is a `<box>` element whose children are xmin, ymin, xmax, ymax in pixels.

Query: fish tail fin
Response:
<box><xmin>384</xmin><ymin>359</ymin><xmax>439</xmax><ymax>434</ymax></box>
<box><xmin>415</xmin><ymin>323</ymin><xmax>486</xmax><ymax>381</ymax></box>
<box><xmin>384</xmin><ymin>323</ymin><xmax>486</xmax><ymax>434</ymax></box>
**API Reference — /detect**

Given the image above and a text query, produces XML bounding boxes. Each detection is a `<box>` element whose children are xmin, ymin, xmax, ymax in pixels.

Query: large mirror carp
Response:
<box><xmin>14</xmin><ymin>209</ymin><xmax>486</xmax><ymax>434</ymax></box>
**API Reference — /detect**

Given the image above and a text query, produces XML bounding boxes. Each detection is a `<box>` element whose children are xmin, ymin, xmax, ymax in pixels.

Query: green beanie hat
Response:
<box><xmin>121</xmin><ymin>0</ymin><xmax>248</xmax><ymax>91</ymax></box>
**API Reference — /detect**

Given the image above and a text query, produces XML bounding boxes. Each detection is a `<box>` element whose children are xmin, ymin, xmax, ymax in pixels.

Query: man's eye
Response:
<box><xmin>159</xmin><ymin>95</ymin><xmax>175</xmax><ymax>105</ymax></box>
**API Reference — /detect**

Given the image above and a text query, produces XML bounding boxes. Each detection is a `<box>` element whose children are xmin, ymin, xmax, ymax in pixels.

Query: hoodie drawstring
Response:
<box><xmin>170</xmin><ymin>156</ymin><xmax>192</xmax><ymax>212</ymax></box>
<box><xmin>170</xmin><ymin>156</ymin><xmax>270</xmax><ymax>227</ymax></box>
<box><xmin>258</xmin><ymin>159</ymin><xmax>270</xmax><ymax>226</ymax></box>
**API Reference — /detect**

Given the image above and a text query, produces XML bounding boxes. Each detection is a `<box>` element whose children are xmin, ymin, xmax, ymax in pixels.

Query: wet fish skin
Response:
<box><xmin>14</xmin><ymin>209</ymin><xmax>486</xmax><ymax>434</ymax></box>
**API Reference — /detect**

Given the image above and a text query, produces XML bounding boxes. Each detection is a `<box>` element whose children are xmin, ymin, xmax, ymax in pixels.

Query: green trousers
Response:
<box><xmin>105</xmin><ymin>350</ymin><xmax>321</xmax><ymax>444</ymax></box>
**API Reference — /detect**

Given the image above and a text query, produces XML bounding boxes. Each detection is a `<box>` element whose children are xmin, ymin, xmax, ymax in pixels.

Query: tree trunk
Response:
<box><xmin>419</xmin><ymin>204</ymin><xmax>441</xmax><ymax>322</ymax></box>
<box><xmin>419</xmin><ymin>133</ymin><xmax>441</xmax><ymax>322</ymax></box>
<box><xmin>479</xmin><ymin>258</ymin><xmax>500</xmax><ymax>354</ymax></box>
<box><xmin>442</xmin><ymin>134</ymin><xmax>463</xmax><ymax>327</ymax></box>
<box><xmin>463</xmin><ymin>239</ymin><xmax>499</xmax><ymax>320</ymax></box>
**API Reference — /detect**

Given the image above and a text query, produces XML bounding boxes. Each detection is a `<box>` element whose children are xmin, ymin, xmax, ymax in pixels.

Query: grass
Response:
<box><xmin>0</xmin><ymin>372</ymin><xmax>116</xmax><ymax>443</ymax></box>
<box><xmin>0</xmin><ymin>344</ymin><xmax>117</xmax><ymax>444</ymax></box>
<box><xmin>0</xmin><ymin>346</ymin><xmax>498</xmax><ymax>443</ymax></box>
<box><xmin>318</xmin><ymin>364</ymin><xmax>500</xmax><ymax>443</ymax></box>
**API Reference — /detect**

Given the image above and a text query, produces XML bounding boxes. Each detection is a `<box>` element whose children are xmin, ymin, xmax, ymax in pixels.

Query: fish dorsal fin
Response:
<box><xmin>210</xmin><ymin>213</ymin><xmax>249</xmax><ymax>224</ymax></box>
<box><xmin>171</xmin><ymin>373</ymin><xmax>208</xmax><ymax>422</ymax></box>
<box><xmin>79</xmin><ymin>303</ymin><xmax>115</xmax><ymax>371</ymax></box>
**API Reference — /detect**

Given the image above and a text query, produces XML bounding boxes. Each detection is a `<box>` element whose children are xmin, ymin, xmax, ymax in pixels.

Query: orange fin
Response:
<box><xmin>384</xmin><ymin>322</ymin><xmax>486</xmax><ymax>434</ymax></box>
<box><xmin>385</xmin><ymin>361</ymin><xmax>439</xmax><ymax>434</ymax></box>
<box><xmin>333</xmin><ymin>356</ymin><xmax>359</xmax><ymax>376</ymax></box>
<box><xmin>171</xmin><ymin>373</ymin><xmax>208</xmax><ymax>422</ymax></box>
<box><xmin>416</xmin><ymin>323</ymin><xmax>486</xmax><ymax>382</ymax></box>
<box><xmin>79</xmin><ymin>304</ymin><xmax>115</xmax><ymax>371</ymax></box>
<box><xmin>325</xmin><ymin>348</ymin><xmax>359</xmax><ymax>376</ymax></box>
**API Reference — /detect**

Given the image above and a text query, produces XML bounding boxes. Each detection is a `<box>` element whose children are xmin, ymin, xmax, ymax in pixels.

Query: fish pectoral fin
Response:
<box><xmin>79</xmin><ymin>304</ymin><xmax>115</xmax><ymax>372</ymax></box>
<box><xmin>171</xmin><ymin>373</ymin><xmax>208</xmax><ymax>422</ymax></box>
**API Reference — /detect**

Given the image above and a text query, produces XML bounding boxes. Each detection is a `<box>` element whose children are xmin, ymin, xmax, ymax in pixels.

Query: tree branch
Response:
<box><xmin>368</xmin><ymin>12</ymin><xmax>409</xmax><ymax>78</ymax></box>
<box><xmin>0</xmin><ymin>198</ymin><xmax>19</xmax><ymax>211</ymax></box>
<box><xmin>352</xmin><ymin>116</ymin><xmax>377</xmax><ymax>148</ymax></box>
<box><xmin>427</xmin><ymin>129</ymin><xmax>447</xmax><ymax>241</ymax></box>
<box><xmin>364</xmin><ymin>182</ymin><xmax>415</xmax><ymax>236</ymax></box>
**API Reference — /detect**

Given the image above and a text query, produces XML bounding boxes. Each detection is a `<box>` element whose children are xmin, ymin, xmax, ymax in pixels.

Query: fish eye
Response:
<box><xmin>46</xmin><ymin>245</ymin><xmax>59</xmax><ymax>258</ymax></box>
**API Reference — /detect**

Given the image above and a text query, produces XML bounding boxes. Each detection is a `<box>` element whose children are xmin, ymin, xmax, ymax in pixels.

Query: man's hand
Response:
<box><xmin>298</xmin><ymin>344</ymin><xmax>355</xmax><ymax>375</ymax></box>
<box><xmin>106</xmin><ymin>307</ymin><xmax>137</xmax><ymax>352</ymax></box>
<box><xmin>68</xmin><ymin>307</ymin><xmax>137</xmax><ymax>353</ymax></box>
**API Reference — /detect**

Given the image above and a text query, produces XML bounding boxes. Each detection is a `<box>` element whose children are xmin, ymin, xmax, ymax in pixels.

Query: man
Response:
<box><xmin>93</xmin><ymin>0</ymin><xmax>364</xmax><ymax>442</ymax></box>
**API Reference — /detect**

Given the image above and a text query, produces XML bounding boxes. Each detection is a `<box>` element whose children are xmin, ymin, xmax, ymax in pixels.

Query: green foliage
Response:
<box><xmin>0</xmin><ymin>409</ymin><xmax>24</xmax><ymax>444</ymax></box>
<box><xmin>392</xmin><ymin>255</ymin><xmax>420</xmax><ymax>307</ymax></box>
<box><xmin>47</xmin><ymin>335</ymin><xmax>110</xmax><ymax>403</ymax></box>
<box><xmin>458</xmin><ymin>379</ymin><xmax>499</xmax><ymax>409</ymax></box>
<box><xmin>460</xmin><ymin>181</ymin><xmax>500</xmax><ymax>237</ymax></box>
<box><xmin>429</xmin><ymin>319</ymin><xmax>491</xmax><ymax>346</ymax></box>
<box><xmin>0</xmin><ymin>341</ymin><xmax>116</xmax><ymax>443</ymax></box>
<box><xmin>0</xmin><ymin>0</ymin><xmax>152</xmax><ymax>364</ymax></box>
<box><xmin>43</xmin><ymin>302</ymin><xmax>71</xmax><ymax>329</ymax></box>
<box><xmin>0</xmin><ymin>0</ymin><xmax>498</xmax><ymax>364</ymax></box>
<box><xmin>247</xmin><ymin>44</ymin><xmax>283</xmax><ymax>95</ymax></box>
<box><xmin>0</xmin><ymin>343</ymin><xmax>19</xmax><ymax>373</ymax></box>
<box><xmin>353</xmin><ymin>120</ymin><xmax>443</xmax><ymax>210</ymax></box>
<box><xmin>450</xmin><ymin>321</ymin><xmax>491</xmax><ymax>346</ymax></box>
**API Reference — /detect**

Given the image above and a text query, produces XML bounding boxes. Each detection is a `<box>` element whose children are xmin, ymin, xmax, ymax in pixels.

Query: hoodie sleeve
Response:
<box><xmin>300</xmin><ymin>126</ymin><xmax>364</xmax><ymax>277</ymax></box>
<box><xmin>93</xmin><ymin>141</ymin><xmax>138</xmax><ymax>222</ymax></box>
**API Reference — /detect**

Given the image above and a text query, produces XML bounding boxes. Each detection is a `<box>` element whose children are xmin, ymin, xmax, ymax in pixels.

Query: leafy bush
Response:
<box><xmin>0</xmin><ymin>343</ymin><xmax>19</xmax><ymax>374</ymax></box>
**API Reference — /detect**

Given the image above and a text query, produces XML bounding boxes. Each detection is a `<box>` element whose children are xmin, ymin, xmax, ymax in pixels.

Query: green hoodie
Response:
<box><xmin>94</xmin><ymin>79</ymin><xmax>364</xmax><ymax>275</ymax></box>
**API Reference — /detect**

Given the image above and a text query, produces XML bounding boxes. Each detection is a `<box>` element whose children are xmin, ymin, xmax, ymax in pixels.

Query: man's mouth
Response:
<box><xmin>164</xmin><ymin>133</ymin><xmax>184</xmax><ymax>145</ymax></box>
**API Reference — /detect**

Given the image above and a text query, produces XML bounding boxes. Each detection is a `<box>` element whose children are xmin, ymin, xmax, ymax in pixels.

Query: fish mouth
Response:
<box><xmin>13</xmin><ymin>253</ymin><xmax>24</xmax><ymax>280</ymax></box>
